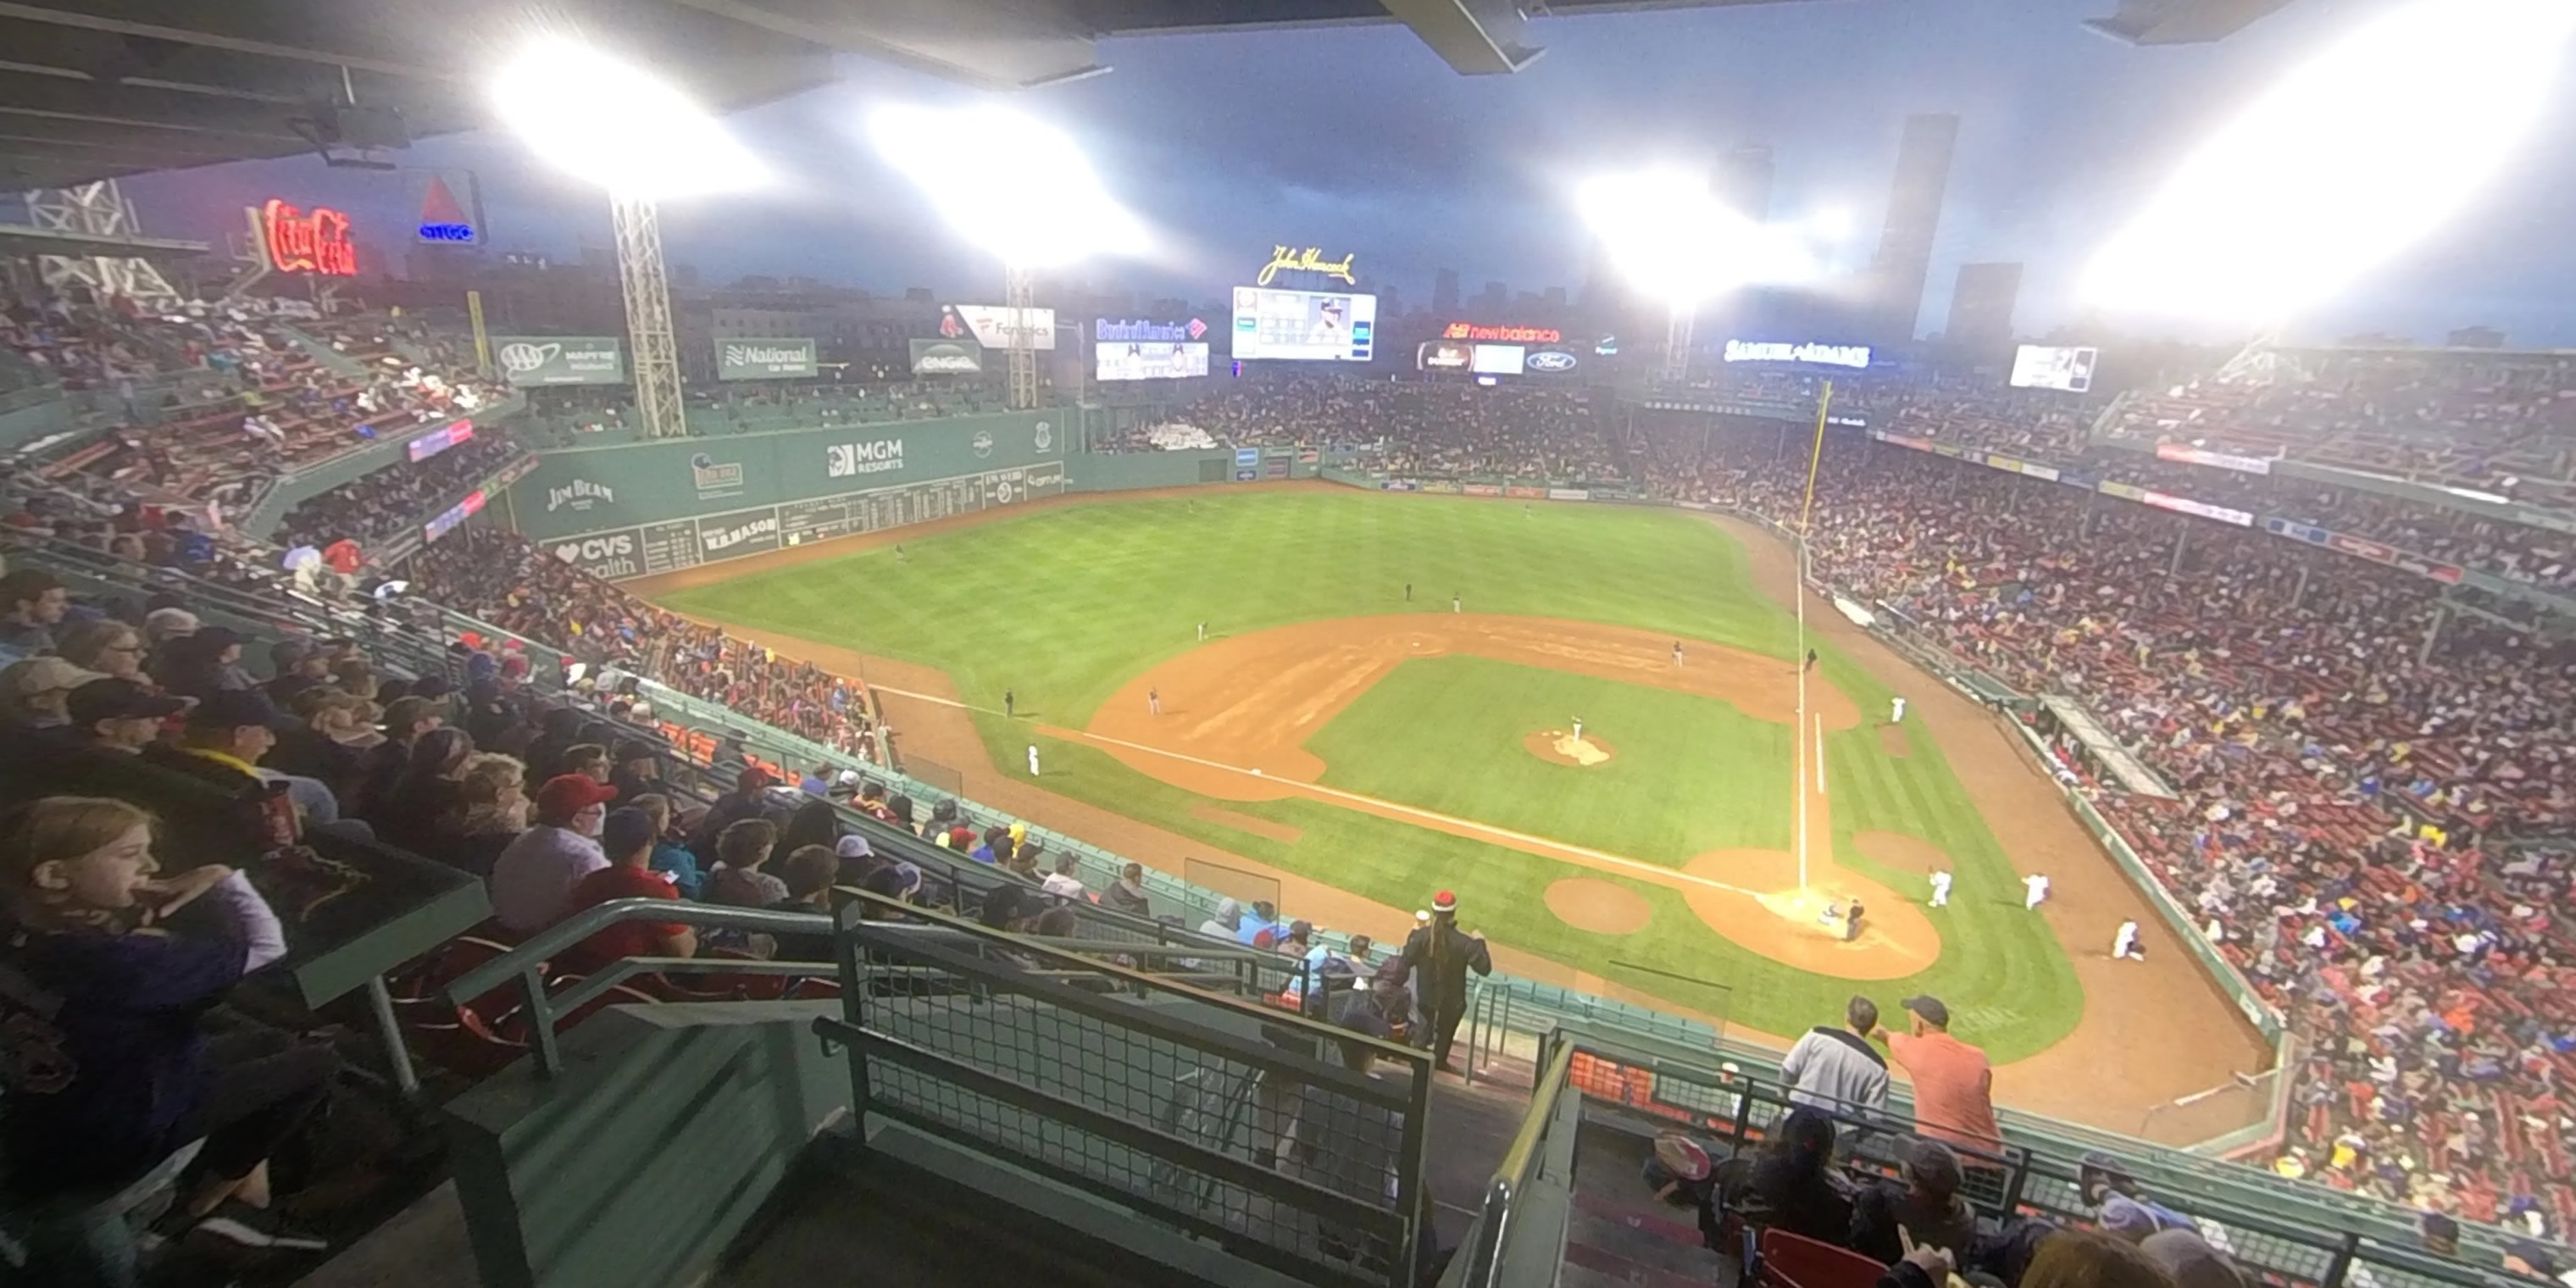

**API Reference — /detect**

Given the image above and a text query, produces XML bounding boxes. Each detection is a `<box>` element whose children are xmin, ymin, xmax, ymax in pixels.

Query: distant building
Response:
<box><xmin>1713</xmin><ymin>145</ymin><xmax>1775</xmax><ymax>222</ymax></box>
<box><xmin>1543</xmin><ymin>285</ymin><xmax>1567</xmax><ymax>309</ymax></box>
<box><xmin>2446</xmin><ymin>325</ymin><xmax>2507</xmax><ymax>350</ymax></box>
<box><xmin>1477</xmin><ymin>281</ymin><xmax>1507</xmax><ymax>314</ymax></box>
<box><xmin>1946</xmin><ymin>262</ymin><xmax>2024</xmax><ymax>358</ymax></box>
<box><xmin>1432</xmin><ymin>267</ymin><xmax>1461</xmax><ymax>314</ymax></box>
<box><xmin>1868</xmin><ymin>114</ymin><xmax>1960</xmax><ymax>344</ymax></box>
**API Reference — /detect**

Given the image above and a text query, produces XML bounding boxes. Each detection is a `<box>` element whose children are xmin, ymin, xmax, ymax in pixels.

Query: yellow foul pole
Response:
<box><xmin>1793</xmin><ymin>381</ymin><xmax>1832</xmax><ymax>891</ymax></box>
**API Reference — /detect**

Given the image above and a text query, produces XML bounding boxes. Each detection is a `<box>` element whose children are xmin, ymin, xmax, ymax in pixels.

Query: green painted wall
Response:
<box><xmin>508</xmin><ymin>412</ymin><xmax>1069</xmax><ymax>541</ymax></box>
<box><xmin>1066</xmin><ymin>450</ymin><xmax>1235</xmax><ymax>491</ymax></box>
<box><xmin>443</xmin><ymin>1002</ymin><xmax>850</xmax><ymax>1288</ymax></box>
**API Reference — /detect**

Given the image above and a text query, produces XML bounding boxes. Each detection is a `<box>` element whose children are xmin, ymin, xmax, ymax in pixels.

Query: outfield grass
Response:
<box><xmin>656</xmin><ymin>488</ymin><xmax>2084</xmax><ymax>1058</ymax></box>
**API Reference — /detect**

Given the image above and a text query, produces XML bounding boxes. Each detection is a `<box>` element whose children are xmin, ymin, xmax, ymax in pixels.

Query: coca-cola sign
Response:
<box><xmin>264</xmin><ymin>199</ymin><xmax>357</xmax><ymax>276</ymax></box>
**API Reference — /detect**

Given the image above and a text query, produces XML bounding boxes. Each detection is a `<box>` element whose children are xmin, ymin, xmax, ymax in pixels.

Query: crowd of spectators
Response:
<box><xmin>279</xmin><ymin>430</ymin><xmax>530</xmax><ymax>550</ymax></box>
<box><xmin>1127</xmin><ymin>375</ymin><xmax>1617</xmax><ymax>480</ymax></box>
<box><xmin>518</xmin><ymin>379</ymin><xmax>1016</xmax><ymax>448</ymax></box>
<box><xmin>411</xmin><ymin>526</ymin><xmax>882</xmax><ymax>761</ymax></box>
<box><xmin>1656</xmin><ymin>428</ymin><xmax>2575</xmax><ymax>1237</ymax></box>
<box><xmin>3</xmin><ymin>288</ymin><xmax>500</xmax><ymax>513</ymax></box>
<box><xmin>2104</xmin><ymin>351</ymin><xmax>2576</xmax><ymax>509</ymax></box>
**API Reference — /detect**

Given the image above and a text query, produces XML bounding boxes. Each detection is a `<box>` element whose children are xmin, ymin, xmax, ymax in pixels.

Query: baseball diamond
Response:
<box><xmin>640</xmin><ymin>482</ymin><xmax>2270</xmax><ymax>1130</ymax></box>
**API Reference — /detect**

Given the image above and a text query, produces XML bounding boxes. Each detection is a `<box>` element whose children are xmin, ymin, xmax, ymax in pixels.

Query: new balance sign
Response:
<box><xmin>716</xmin><ymin>338</ymin><xmax>818</xmax><ymax>380</ymax></box>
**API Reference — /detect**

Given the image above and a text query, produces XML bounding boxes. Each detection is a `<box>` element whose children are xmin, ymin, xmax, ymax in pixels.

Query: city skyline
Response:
<box><xmin>110</xmin><ymin>0</ymin><xmax>2576</xmax><ymax>347</ymax></box>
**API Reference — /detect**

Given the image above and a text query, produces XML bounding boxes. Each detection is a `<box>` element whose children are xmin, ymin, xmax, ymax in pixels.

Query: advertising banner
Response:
<box><xmin>2009</xmin><ymin>345</ymin><xmax>2100</xmax><ymax>393</ymax></box>
<box><xmin>1418</xmin><ymin>341</ymin><xmax>1473</xmax><ymax>372</ymax></box>
<box><xmin>717</xmin><ymin>338</ymin><xmax>819</xmax><ymax>380</ymax></box>
<box><xmin>407</xmin><ymin>419</ymin><xmax>475</xmax><ymax>463</ymax></box>
<box><xmin>1722</xmin><ymin>339</ymin><xmax>1872</xmax><ymax>369</ymax></box>
<box><xmin>547</xmin><ymin>462</ymin><xmax>1066</xmax><ymax>580</ymax></box>
<box><xmin>943</xmin><ymin>305</ymin><xmax>1057</xmax><ymax>350</ymax></box>
<box><xmin>1463</xmin><ymin>484</ymin><xmax>1503</xmax><ymax>497</ymax></box>
<box><xmin>1504</xmin><ymin>486</ymin><xmax>1547</xmax><ymax>499</ymax></box>
<box><xmin>2140</xmin><ymin>491</ymin><xmax>2252</xmax><ymax>527</ymax></box>
<box><xmin>1236</xmin><ymin>469</ymin><xmax>1258</xmax><ymax>481</ymax></box>
<box><xmin>2325</xmin><ymin>531</ymin><xmax>2397</xmax><ymax>563</ymax></box>
<box><xmin>1263</xmin><ymin>457</ymin><xmax>1292</xmax><ymax>480</ymax></box>
<box><xmin>1096</xmin><ymin>341</ymin><xmax>1209</xmax><ymax>381</ymax></box>
<box><xmin>909</xmin><ymin>338</ymin><xmax>984</xmax><ymax>375</ymax></box>
<box><xmin>1546</xmin><ymin>487</ymin><xmax>1591</xmax><ymax>502</ymax></box>
<box><xmin>1420</xmin><ymin>481</ymin><xmax>1463</xmax><ymax>494</ymax></box>
<box><xmin>1382</xmin><ymin>480</ymin><xmax>1420</xmax><ymax>491</ymax></box>
<box><xmin>493</xmin><ymin>336</ymin><xmax>625</xmax><ymax>386</ymax></box>
<box><xmin>2097</xmin><ymin>480</ymin><xmax>2149</xmax><ymax>502</ymax></box>
<box><xmin>2156</xmin><ymin>442</ymin><xmax>2273</xmax><ymax>475</ymax></box>
<box><xmin>1471</xmin><ymin>344</ymin><xmax>1526</xmax><ymax>376</ymax></box>
<box><xmin>2267</xmin><ymin>519</ymin><xmax>2464</xmax><ymax>584</ymax></box>
<box><xmin>1525</xmin><ymin>350</ymin><xmax>1579</xmax><ymax>375</ymax></box>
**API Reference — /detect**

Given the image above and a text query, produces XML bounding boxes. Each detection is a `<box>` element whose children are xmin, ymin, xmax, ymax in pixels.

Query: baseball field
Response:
<box><xmin>639</xmin><ymin>481</ymin><xmax>2268</xmax><ymax>1130</ymax></box>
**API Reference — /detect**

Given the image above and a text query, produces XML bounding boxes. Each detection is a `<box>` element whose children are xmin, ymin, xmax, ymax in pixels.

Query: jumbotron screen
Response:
<box><xmin>1096</xmin><ymin>341</ymin><xmax>1210</xmax><ymax>381</ymax></box>
<box><xmin>1231</xmin><ymin>286</ymin><xmax>1376</xmax><ymax>361</ymax></box>
<box><xmin>2010</xmin><ymin>345</ymin><xmax>2101</xmax><ymax>393</ymax></box>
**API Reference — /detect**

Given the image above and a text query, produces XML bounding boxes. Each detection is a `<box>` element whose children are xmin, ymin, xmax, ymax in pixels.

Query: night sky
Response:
<box><xmin>119</xmin><ymin>0</ymin><xmax>2576</xmax><ymax>347</ymax></box>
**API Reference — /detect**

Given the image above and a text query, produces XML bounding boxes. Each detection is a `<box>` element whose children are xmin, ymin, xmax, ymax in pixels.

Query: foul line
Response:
<box><xmin>868</xmin><ymin>682</ymin><xmax>1768</xmax><ymax>900</ymax></box>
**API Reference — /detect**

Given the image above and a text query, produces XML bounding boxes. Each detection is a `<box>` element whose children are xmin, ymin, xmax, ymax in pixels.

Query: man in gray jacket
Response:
<box><xmin>1779</xmin><ymin>995</ymin><xmax>1891</xmax><ymax>1117</ymax></box>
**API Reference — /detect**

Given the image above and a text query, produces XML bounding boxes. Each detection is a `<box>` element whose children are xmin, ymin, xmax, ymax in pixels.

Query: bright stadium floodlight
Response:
<box><xmin>488</xmin><ymin>37</ymin><xmax>766</xmax><ymax>199</ymax></box>
<box><xmin>487</xmin><ymin>37</ymin><xmax>764</xmax><ymax>442</ymax></box>
<box><xmin>2082</xmin><ymin>0</ymin><xmax>2576</xmax><ymax>324</ymax></box>
<box><xmin>867</xmin><ymin>102</ymin><xmax>1146</xmax><ymax>268</ymax></box>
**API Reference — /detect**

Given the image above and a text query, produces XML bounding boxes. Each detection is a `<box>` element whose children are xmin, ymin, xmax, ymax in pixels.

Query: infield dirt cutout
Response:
<box><xmin>1524</xmin><ymin>729</ymin><xmax>1615</xmax><ymax>766</ymax></box>
<box><xmin>1546</xmin><ymin>878</ymin><xmax>1652</xmax><ymax>933</ymax></box>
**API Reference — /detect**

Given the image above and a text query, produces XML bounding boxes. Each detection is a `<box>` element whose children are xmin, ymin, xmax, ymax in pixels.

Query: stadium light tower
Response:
<box><xmin>490</xmin><ymin>39</ymin><xmax>765</xmax><ymax>441</ymax></box>
<box><xmin>1578</xmin><ymin>169</ymin><xmax>1818</xmax><ymax>383</ymax></box>
<box><xmin>2082</xmin><ymin>0</ymin><xmax>2576</xmax><ymax>325</ymax></box>
<box><xmin>869</xmin><ymin>103</ymin><xmax>1148</xmax><ymax>411</ymax></box>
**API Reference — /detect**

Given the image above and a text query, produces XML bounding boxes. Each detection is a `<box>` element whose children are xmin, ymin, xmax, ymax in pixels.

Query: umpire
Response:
<box><xmin>1401</xmin><ymin>890</ymin><xmax>1493</xmax><ymax>1073</ymax></box>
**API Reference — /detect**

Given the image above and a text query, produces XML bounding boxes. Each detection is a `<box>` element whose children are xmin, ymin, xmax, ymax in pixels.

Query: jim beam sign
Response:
<box><xmin>715</xmin><ymin>337</ymin><xmax>819</xmax><ymax>380</ymax></box>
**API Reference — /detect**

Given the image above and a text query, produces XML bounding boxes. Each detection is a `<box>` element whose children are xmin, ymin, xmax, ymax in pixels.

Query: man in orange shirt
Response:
<box><xmin>1878</xmin><ymin>996</ymin><xmax>2002</xmax><ymax>1158</ymax></box>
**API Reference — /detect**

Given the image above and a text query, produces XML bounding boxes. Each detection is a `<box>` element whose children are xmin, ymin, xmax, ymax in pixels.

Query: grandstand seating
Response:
<box><xmin>7</xmin><ymin>301</ymin><xmax>2576</xmax><ymax>1285</ymax></box>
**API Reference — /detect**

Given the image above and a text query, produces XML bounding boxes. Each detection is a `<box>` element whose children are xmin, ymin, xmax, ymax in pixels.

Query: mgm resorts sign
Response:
<box><xmin>716</xmin><ymin>337</ymin><xmax>818</xmax><ymax>380</ymax></box>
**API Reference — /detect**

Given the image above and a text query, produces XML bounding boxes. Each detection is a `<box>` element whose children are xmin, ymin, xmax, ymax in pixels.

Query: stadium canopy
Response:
<box><xmin>2083</xmin><ymin>0</ymin><xmax>2301</xmax><ymax>44</ymax></box>
<box><xmin>0</xmin><ymin>0</ymin><xmax>1850</xmax><ymax>193</ymax></box>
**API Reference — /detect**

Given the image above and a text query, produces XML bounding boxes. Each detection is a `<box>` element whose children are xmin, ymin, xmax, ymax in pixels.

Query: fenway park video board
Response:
<box><xmin>1230</xmin><ymin>287</ymin><xmax>1375</xmax><ymax>361</ymax></box>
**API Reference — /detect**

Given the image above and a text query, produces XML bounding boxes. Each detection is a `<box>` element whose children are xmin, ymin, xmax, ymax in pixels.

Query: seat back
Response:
<box><xmin>1758</xmin><ymin>1228</ymin><xmax>1890</xmax><ymax>1288</ymax></box>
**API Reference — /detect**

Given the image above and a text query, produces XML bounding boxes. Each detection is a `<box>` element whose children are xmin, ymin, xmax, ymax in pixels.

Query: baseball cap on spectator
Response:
<box><xmin>13</xmin><ymin>655</ymin><xmax>101</xmax><ymax>697</ymax></box>
<box><xmin>2505</xmin><ymin>1241</ymin><xmax>2557</xmax><ymax>1280</ymax></box>
<box><xmin>1903</xmin><ymin>1138</ymin><xmax>1964</xmax><ymax>1201</ymax></box>
<box><xmin>2101</xmin><ymin>1195</ymin><xmax>2185</xmax><ymax>1241</ymax></box>
<box><xmin>738</xmin><ymin>766</ymin><xmax>774</xmax><ymax>792</ymax></box>
<box><xmin>598</xmin><ymin>807</ymin><xmax>658</xmax><ymax>859</ymax></box>
<box><xmin>68</xmin><ymin>677</ymin><xmax>187</xmax><ymax>725</ymax></box>
<box><xmin>1901</xmin><ymin>995</ymin><xmax>1950</xmax><ymax>1027</ymax></box>
<box><xmin>2418</xmin><ymin>1213</ymin><xmax>2461</xmax><ymax>1256</ymax></box>
<box><xmin>534</xmin><ymin>774</ymin><xmax>619</xmax><ymax>818</ymax></box>
<box><xmin>1432</xmin><ymin>890</ymin><xmax>1457</xmax><ymax>913</ymax></box>
<box><xmin>186</xmin><ymin>689</ymin><xmax>292</xmax><ymax>732</ymax></box>
<box><xmin>498</xmin><ymin>653</ymin><xmax>530</xmax><ymax>679</ymax></box>
<box><xmin>836</xmin><ymin>835</ymin><xmax>874</xmax><ymax>860</ymax></box>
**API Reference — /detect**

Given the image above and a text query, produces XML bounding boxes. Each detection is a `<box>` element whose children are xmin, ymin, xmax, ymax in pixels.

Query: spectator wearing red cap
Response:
<box><xmin>1399</xmin><ymin>890</ymin><xmax>1491</xmax><ymax>1072</ymax></box>
<box><xmin>489</xmin><ymin>774</ymin><xmax>618</xmax><ymax>935</ymax></box>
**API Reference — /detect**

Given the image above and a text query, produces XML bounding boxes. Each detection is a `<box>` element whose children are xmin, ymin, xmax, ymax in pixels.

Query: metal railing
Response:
<box><xmin>1457</xmin><ymin>1039</ymin><xmax>1581</xmax><ymax>1288</ymax></box>
<box><xmin>815</xmin><ymin>887</ymin><xmax>1435</xmax><ymax>1288</ymax></box>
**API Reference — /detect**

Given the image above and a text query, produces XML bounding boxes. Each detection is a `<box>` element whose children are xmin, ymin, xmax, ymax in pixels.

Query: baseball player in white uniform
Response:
<box><xmin>2113</xmin><ymin>919</ymin><xmax>2144</xmax><ymax>960</ymax></box>
<box><xmin>2024</xmin><ymin>872</ymin><xmax>2051</xmax><ymax>909</ymax></box>
<box><xmin>1027</xmin><ymin>744</ymin><xmax>1041</xmax><ymax>776</ymax></box>
<box><xmin>1571</xmin><ymin>716</ymin><xmax>1585</xmax><ymax>744</ymax></box>
<box><xmin>1890</xmin><ymin>696</ymin><xmax>1907</xmax><ymax>724</ymax></box>
<box><xmin>1928</xmin><ymin>869</ymin><xmax>1952</xmax><ymax>908</ymax></box>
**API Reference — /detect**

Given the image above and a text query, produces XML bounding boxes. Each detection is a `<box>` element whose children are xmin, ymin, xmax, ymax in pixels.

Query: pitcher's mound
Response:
<box><xmin>1546</xmin><ymin>878</ymin><xmax>1652</xmax><ymax>933</ymax></box>
<box><xmin>1525</xmin><ymin>730</ymin><xmax>1616</xmax><ymax>767</ymax></box>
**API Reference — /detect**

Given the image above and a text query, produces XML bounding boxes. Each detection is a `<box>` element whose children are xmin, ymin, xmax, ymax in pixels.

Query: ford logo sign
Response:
<box><xmin>1527</xmin><ymin>351</ymin><xmax>1578</xmax><ymax>373</ymax></box>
